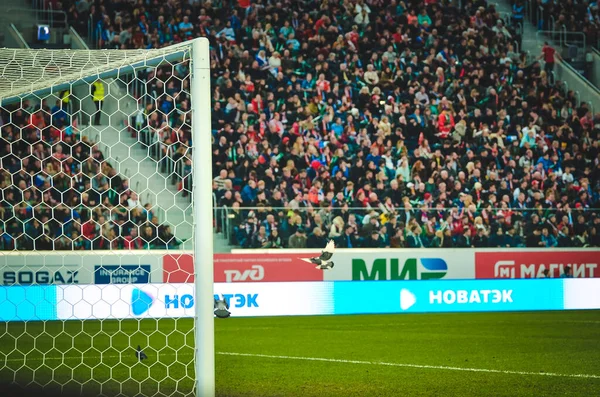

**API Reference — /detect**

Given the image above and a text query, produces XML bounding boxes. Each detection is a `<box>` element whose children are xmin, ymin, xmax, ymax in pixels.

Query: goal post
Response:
<box><xmin>191</xmin><ymin>38</ymin><xmax>215</xmax><ymax>397</ymax></box>
<box><xmin>0</xmin><ymin>37</ymin><xmax>214</xmax><ymax>397</ymax></box>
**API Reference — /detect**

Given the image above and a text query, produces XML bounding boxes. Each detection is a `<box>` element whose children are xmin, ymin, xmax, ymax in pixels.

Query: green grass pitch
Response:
<box><xmin>1</xmin><ymin>311</ymin><xmax>599</xmax><ymax>396</ymax></box>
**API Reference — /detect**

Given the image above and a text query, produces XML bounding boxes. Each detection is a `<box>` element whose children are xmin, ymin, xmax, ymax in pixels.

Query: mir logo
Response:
<box><xmin>131</xmin><ymin>288</ymin><xmax>155</xmax><ymax>315</ymax></box>
<box><xmin>353</xmin><ymin>258</ymin><xmax>448</xmax><ymax>280</ymax></box>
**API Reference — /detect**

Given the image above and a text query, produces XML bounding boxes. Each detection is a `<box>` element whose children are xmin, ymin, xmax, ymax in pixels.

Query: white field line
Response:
<box><xmin>217</xmin><ymin>352</ymin><xmax>600</xmax><ymax>380</ymax></box>
<box><xmin>2</xmin><ymin>351</ymin><xmax>600</xmax><ymax>380</ymax></box>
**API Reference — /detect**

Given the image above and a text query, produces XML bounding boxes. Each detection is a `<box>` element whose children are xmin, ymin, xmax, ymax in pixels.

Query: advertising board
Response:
<box><xmin>333</xmin><ymin>279</ymin><xmax>567</xmax><ymax>314</ymax></box>
<box><xmin>55</xmin><ymin>282</ymin><xmax>334</xmax><ymax>319</ymax></box>
<box><xmin>94</xmin><ymin>265</ymin><xmax>151</xmax><ymax>284</ymax></box>
<box><xmin>563</xmin><ymin>279</ymin><xmax>600</xmax><ymax>309</ymax></box>
<box><xmin>0</xmin><ymin>253</ymin><xmax>163</xmax><ymax>285</ymax></box>
<box><xmin>3</xmin><ymin>279</ymin><xmax>599</xmax><ymax>321</ymax></box>
<box><xmin>163</xmin><ymin>253</ymin><xmax>323</xmax><ymax>283</ymax></box>
<box><xmin>0</xmin><ymin>285</ymin><xmax>57</xmax><ymax>321</ymax></box>
<box><xmin>231</xmin><ymin>248</ymin><xmax>600</xmax><ymax>281</ymax></box>
<box><xmin>321</xmin><ymin>249</ymin><xmax>476</xmax><ymax>281</ymax></box>
<box><xmin>475</xmin><ymin>251</ymin><xmax>600</xmax><ymax>279</ymax></box>
<box><xmin>3</xmin><ymin>249</ymin><xmax>600</xmax><ymax>288</ymax></box>
<box><xmin>163</xmin><ymin>249</ymin><xmax>479</xmax><ymax>282</ymax></box>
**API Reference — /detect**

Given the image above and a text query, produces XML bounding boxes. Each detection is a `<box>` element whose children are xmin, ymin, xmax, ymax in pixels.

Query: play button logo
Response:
<box><xmin>132</xmin><ymin>288</ymin><xmax>155</xmax><ymax>315</ymax></box>
<box><xmin>400</xmin><ymin>289</ymin><xmax>416</xmax><ymax>310</ymax></box>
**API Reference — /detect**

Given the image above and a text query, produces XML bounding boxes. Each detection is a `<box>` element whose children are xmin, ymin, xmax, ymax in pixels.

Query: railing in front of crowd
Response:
<box><xmin>541</xmin><ymin>52</ymin><xmax>594</xmax><ymax>114</ymax></box>
<box><xmin>533</xmin><ymin>30</ymin><xmax>587</xmax><ymax>59</ymax></box>
<box><xmin>87</xmin><ymin>14</ymin><xmax>95</xmax><ymax>48</ymax></box>
<box><xmin>212</xmin><ymin>193</ymin><xmax>218</xmax><ymax>225</ymax></box>
<box><xmin>213</xmin><ymin>205</ymin><xmax>600</xmax><ymax>247</ymax></box>
<box><xmin>8</xmin><ymin>6</ymin><xmax>68</xmax><ymax>29</ymax></box>
<box><xmin>7</xmin><ymin>24</ymin><xmax>30</xmax><ymax>49</ymax></box>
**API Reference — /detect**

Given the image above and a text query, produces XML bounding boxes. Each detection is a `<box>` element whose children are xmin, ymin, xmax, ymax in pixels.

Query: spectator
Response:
<box><xmin>364</xmin><ymin>230</ymin><xmax>384</xmax><ymax>248</ymax></box>
<box><xmin>429</xmin><ymin>230</ymin><xmax>444</xmax><ymax>248</ymax></box>
<box><xmin>455</xmin><ymin>229</ymin><xmax>474</xmax><ymax>248</ymax></box>
<box><xmin>512</xmin><ymin>1</ymin><xmax>525</xmax><ymax>25</ymax></box>
<box><xmin>406</xmin><ymin>224</ymin><xmax>424</xmax><ymax>248</ymax></box>
<box><xmin>90</xmin><ymin>80</ymin><xmax>105</xmax><ymax>125</ymax></box>
<box><xmin>178</xmin><ymin>16</ymin><xmax>194</xmax><ymax>38</ymax></box>
<box><xmin>288</xmin><ymin>227</ymin><xmax>307</xmax><ymax>248</ymax></box>
<box><xmin>473</xmin><ymin>228</ymin><xmax>489</xmax><ymax>248</ymax></box>
<box><xmin>328</xmin><ymin>216</ymin><xmax>345</xmax><ymax>240</ymax></box>
<box><xmin>506</xmin><ymin>226</ymin><xmax>525</xmax><ymax>247</ymax></box>
<box><xmin>337</xmin><ymin>225</ymin><xmax>360</xmax><ymax>248</ymax></box>
<box><xmin>266</xmin><ymin>228</ymin><xmax>283</xmax><ymax>248</ymax></box>
<box><xmin>539</xmin><ymin>42</ymin><xmax>557</xmax><ymax>74</ymax></box>
<box><xmin>557</xmin><ymin>226</ymin><xmax>573</xmax><ymax>247</ymax></box>
<box><xmin>252</xmin><ymin>226</ymin><xmax>269</xmax><ymax>248</ymax></box>
<box><xmin>307</xmin><ymin>227</ymin><xmax>327</xmax><ymax>249</ymax></box>
<box><xmin>541</xmin><ymin>227</ymin><xmax>558</xmax><ymax>247</ymax></box>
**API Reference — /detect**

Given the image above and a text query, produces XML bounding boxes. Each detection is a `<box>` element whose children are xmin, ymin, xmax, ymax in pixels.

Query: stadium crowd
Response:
<box><xmin>48</xmin><ymin>0</ymin><xmax>600</xmax><ymax>250</ymax></box>
<box><xmin>0</xmin><ymin>97</ymin><xmax>184</xmax><ymax>250</ymax></box>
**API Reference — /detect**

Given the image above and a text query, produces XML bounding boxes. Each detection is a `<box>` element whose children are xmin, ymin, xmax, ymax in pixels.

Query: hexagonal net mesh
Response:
<box><xmin>0</xmin><ymin>42</ymin><xmax>210</xmax><ymax>396</ymax></box>
<box><xmin>0</xmin><ymin>45</ymin><xmax>190</xmax><ymax>102</ymax></box>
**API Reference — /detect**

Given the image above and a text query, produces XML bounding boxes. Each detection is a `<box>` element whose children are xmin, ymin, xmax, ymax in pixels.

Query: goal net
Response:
<box><xmin>0</xmin><ymin>39</ymin><xmax>214</xmax><ymax>396</ymax></box>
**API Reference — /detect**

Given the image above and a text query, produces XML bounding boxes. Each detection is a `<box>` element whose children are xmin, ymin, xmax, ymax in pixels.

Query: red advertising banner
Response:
<box><xmin>163</xmin><ymin>253</ymin><xmax>324</xmax><ymax>283</ymax></box>
<box><xmin>475</xmin><ymin>251</ymin><xmax>600</xmax><ymax>279</ymax></box>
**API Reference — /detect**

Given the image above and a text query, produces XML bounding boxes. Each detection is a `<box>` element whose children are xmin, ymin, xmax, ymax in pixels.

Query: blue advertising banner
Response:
<box><xmin>0</xmin><ymin>279</ymin><xmax>598</xmax><ymax>321</ymax></box>
<box><xmin>0</xmin><ymin>286</ymin><xmax>57</xmax><ymax>321</ymax></box>
<box><xmin>94</xmin><ymin>265</ymin><xmax>151</xmax><ymax>284</ymax></box>
<box><xmin>333</xmin><ymin>279</ymin><xmax>566</xmax><ymax>315</ymax></box>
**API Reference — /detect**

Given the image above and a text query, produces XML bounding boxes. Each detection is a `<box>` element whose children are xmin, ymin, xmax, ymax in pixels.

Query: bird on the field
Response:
<box><xmin>214</xmin><ymin>295</ymin><xmax>231</xmax><ymax>318</ymax></box>
<box><xmin>300</xmin><ymin>240</ymin><xmax>336</xmax><ymax>270</ymax></box>
<box><xmin>136</xmin><ymin>345</ymin><xmax>148</xmax><ymax>361</ymax></box>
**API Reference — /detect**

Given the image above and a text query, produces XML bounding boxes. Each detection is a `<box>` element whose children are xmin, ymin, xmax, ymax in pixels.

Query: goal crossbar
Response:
<box><xmin>0</xmin><ymin>40</ymin><xmax>192</xmax><ymax>105</ymax></box>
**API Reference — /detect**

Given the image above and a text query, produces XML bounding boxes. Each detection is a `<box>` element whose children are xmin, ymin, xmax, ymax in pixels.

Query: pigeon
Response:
<box><xmin>300</xmin><ymin>240</ymin><xmax>336</xmax><ymax>270</ymax></box>
<box><xmin>136</xmin><ymin>345</ymin><xmax>148</xmax><ymax>361</ymax></box>
<box><xmin>214</xmin><ymin>295</ymin><xmax>231</xmax><ymax>318</ymax></box>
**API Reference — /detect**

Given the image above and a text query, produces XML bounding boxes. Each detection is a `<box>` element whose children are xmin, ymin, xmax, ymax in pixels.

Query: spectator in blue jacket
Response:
<box><xmin>241</xmin><ymin>179</ymin><xmax>258</xmax><ymax>205</ymax></box>
<box><xmin>541</xmin><ymin>227</ymin><xmax>558</xmax><ymax>247</ymax></box>
<box><xmin>536</xmin><ymin>152</ymin><xmax>552</xmax><ymax>172</ymax></box>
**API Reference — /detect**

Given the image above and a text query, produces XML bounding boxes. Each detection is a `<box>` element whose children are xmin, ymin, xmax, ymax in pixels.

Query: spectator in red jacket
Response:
<box><xmin>123</xmin><ymin>228</ymin><xmax>143</xmax><ymax>250</ymax></box>
<box><xmin>539</xmin><ymin>42</ymin><xmax>557</xmax><ymax>73</ymax></box>
<box><xmin>437</xmin><ymin>107</ymin><xmax>455</xmax><ymax>139</ymax></box>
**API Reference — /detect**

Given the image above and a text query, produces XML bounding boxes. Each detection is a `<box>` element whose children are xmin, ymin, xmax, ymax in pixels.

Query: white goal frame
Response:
<box><xmin>0</xmin><ymin>37</ymin><xmax>215</xmax><ymax>397</ymax></box>
<box><xmin>191</xmin><ymin>38</ymin><xmax>215</xmax><ymax>397</ymax></box>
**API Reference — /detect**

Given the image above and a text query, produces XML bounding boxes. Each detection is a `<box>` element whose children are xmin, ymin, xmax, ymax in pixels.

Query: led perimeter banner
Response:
<box><xmin>1</xmin><ymin>279</ymin><xmax>599</xmax><ymax>321</ymax></box>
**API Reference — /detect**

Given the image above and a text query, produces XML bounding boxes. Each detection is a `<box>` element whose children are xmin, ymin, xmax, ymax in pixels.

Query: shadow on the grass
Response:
<box><xmin>1</xmin><ymin>382</ymin><xmax>93</xmax><ymax>397</ymax></box>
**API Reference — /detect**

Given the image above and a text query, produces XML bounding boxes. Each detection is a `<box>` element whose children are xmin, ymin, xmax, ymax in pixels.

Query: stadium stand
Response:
<box><xmin>0</xmin><ymin>95</ymin><xmax>184</xmax><ymax>250</ymax></box>
<box><xmin>40</xmin><ymin>0</ymin><xmax>600</xmax><ymax>250</ymax></box>
<box><xmin>524</xmin><ymin>0</ymin><xmax>599</xmax><ymax>47</ymax></box>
